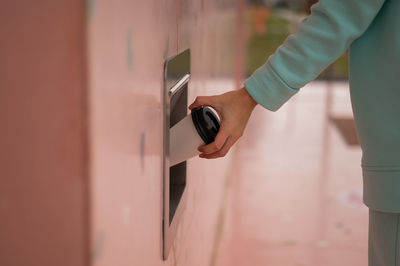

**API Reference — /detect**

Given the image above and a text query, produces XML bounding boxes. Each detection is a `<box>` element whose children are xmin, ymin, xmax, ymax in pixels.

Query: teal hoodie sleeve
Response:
<box><xmin>244</xmin><ymin>0</ymin><xmax>386</xmax><ymax>111</ymax></box>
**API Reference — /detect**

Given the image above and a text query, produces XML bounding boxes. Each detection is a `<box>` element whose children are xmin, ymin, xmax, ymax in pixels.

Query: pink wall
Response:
<box><xmin>0</xmin><ymin>0</ymin><xmax>244</xmax><ymax>265</ymax></box>
<box><xmin>0</xmin><ymin>1</ymin><xmax>88</xmax><ymax>266</ymax></box>
<box><xmin>88</xmin><ymin>1</ymin><xmax>244</xmax><ymax>265</ymax></box>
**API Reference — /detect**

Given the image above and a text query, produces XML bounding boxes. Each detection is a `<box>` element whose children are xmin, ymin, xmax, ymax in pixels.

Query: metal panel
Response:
<box><xmin>162</xmin><ymin>49</ymin><xmax>190</xmax><ymax>259</ymax></box>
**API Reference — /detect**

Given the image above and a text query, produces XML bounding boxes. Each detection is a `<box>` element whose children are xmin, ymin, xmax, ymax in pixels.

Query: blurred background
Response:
<box><xmin>0</xmin><ymin>0</ymin><xmax>366</xmax><ymax>266</ymax></box>
<box><xmin>246</xmin><ymin>0</ymin><xmax>349</xmax><ymax>79</ymax></box>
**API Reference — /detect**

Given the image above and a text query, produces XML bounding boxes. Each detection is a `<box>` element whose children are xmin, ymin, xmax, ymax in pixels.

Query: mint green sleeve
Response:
<box><xmin>244</xmin><ymin>0</ymin><xmax>386</xmax><ymax>111</ymax></box>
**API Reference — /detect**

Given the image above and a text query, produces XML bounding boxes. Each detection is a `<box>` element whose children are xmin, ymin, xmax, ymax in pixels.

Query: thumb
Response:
<box><xmin>189</xmin><ymin>95</ymin><xmax>218</xmax><ymax>110</ymax></box>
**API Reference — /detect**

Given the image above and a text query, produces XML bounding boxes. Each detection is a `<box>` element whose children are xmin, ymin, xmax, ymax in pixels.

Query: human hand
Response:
<box><xmin>188</xmin><ymin>87</ymin><xmax>257</xmax><ymax>159</ymax></box>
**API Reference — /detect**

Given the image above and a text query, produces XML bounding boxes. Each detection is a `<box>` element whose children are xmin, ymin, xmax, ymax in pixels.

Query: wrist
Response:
<box><xmin>240</xmin><ymin>87</ymin><xmax>258</xmax><ymax>109</ymax></box>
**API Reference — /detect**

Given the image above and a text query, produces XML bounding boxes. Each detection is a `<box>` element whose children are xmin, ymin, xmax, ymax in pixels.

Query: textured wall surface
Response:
<box><xmin>0</xmin><ymin>1</ymin><xmax>244</xmax><ymax>266</ymax></box>
<box><xmin>87</xmin><ymin>1</ymin><xmax>243</xmax><ymax>265</ymax></box>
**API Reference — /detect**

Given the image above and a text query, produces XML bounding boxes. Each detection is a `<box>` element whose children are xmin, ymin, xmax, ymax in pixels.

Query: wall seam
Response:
<box><xmin>81</xmin><ymin>1</ymin><xmax>92</xmax><ymax>266</ymax></box>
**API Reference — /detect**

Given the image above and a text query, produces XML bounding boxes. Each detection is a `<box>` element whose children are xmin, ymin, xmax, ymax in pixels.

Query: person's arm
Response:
<box><xmin>245</xmin><ymin>0</ymin><xmax>386</xmax><ymax>111</ymax></box>
<box><xmin>190</xmin><ymin>0</ymin><xmax>386</xmax><ymax>158</ymax></box>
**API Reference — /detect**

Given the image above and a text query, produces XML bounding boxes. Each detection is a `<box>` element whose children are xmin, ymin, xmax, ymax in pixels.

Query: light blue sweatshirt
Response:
<box><xmin>244</xmin><ymin>0</ymin><xmax>400</xmax><ymax>212</ymax></box>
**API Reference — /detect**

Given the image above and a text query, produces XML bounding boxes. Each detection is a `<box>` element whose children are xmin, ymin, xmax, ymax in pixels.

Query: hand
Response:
<box><xmin>189</xmin><ymin>87</ymin><xmax>257</xmax><ymax>159</ymax></box>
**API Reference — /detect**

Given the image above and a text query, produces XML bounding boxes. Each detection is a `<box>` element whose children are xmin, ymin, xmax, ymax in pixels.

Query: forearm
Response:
<box><xmin>245</xmin><ymin>0</ymin><xmax>386</xmax><ymax>111</ymax></box>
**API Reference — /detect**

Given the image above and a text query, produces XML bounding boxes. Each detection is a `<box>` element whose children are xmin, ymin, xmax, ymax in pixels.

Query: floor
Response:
<box><xmin>215</xmin><ymin>81</ymin><xmax>368</xmax><ymax>266</ymax></box>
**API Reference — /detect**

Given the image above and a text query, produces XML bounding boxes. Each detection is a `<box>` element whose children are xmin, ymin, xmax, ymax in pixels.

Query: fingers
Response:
<box><xmin>198</xmin><ymin>126</ymin><xmax>229</xmax><ymax>154</ymax></box>
<box><xmin>200</xmin><ymin>135</ymin><xmax>239</xmax><ymax>159</ymax></box>
<box><xmin>189</xmin><ymin>96</ymin><xmax>217</xmax><ymax>110</ymax></box>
